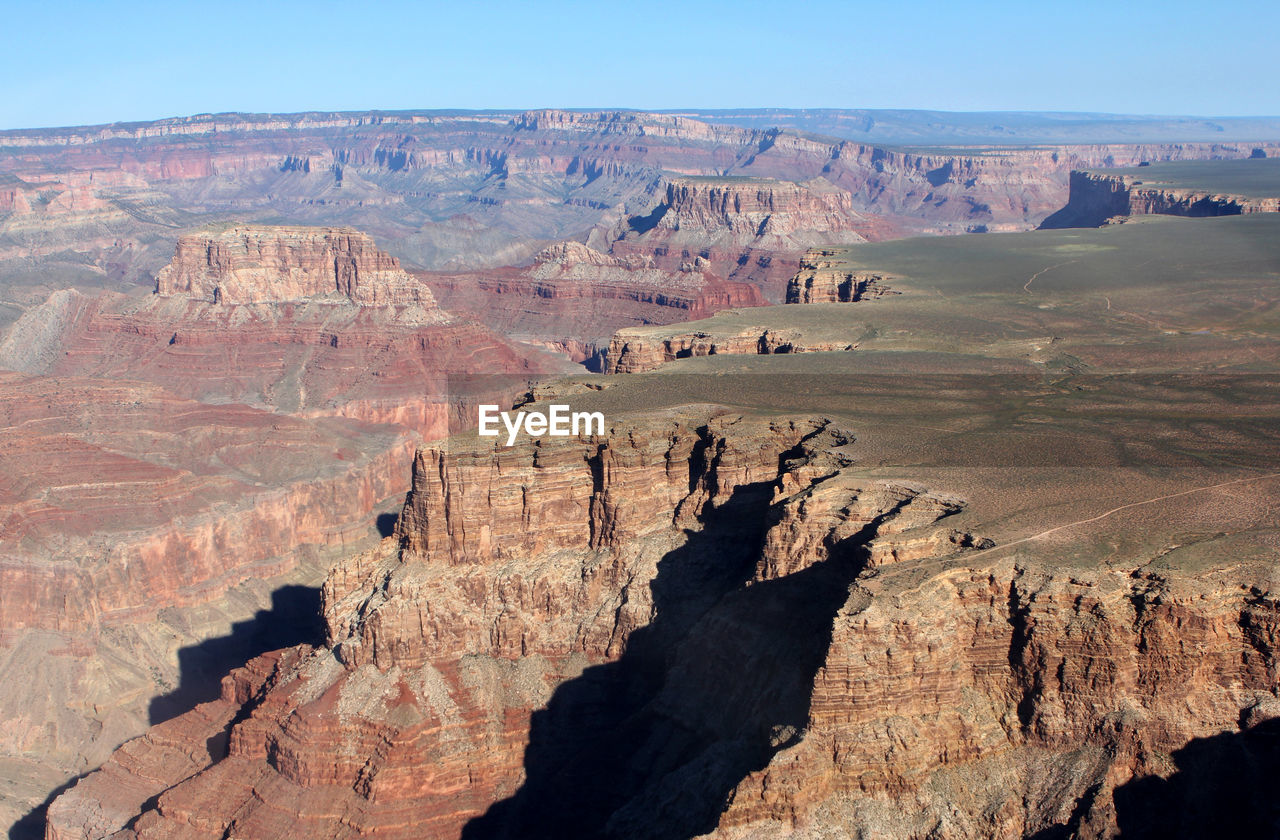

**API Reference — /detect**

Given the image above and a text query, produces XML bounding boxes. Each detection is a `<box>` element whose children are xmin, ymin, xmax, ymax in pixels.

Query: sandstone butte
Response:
<box><xmin>155</xmin><ymin>225</ymin><xmax>440</xmax><ymax>307</ymax></box>
<box><xmin>0</xmin><ymin>225</ymin><xmax>559</xmax><ymax>426</ymax></box>
<box><xmin>44</xmin><ymin>396</ymin><xmax>1280</xmax><ymax>839</ymax></box>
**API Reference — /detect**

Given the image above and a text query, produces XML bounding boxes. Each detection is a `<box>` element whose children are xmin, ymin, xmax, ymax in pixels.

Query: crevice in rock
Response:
<box><xmin>462</xmin><ymin>475</ymin><xmax>891</xmax><ymax>839</ymax></box>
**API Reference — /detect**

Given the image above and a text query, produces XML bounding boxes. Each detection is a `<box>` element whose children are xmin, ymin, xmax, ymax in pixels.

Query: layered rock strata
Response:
<box><xmin>5</xmin><ymin>107</ymin><xmax>1278</xmax><ymax>325</ymax></box>
<box><xmin>785</xmin><ymin>248</ymin><xmax>899</xmax><ymax>303</ymax></box>
<box><xmin>424</xmin><ymin>240</ymin><xmax>764</xmax><ymax>358</ymax></box>
<box><xmin>0</xmin><ymin>226</ymin><xmax>557</xmax><ymax>425</ymax></box>
<box><xmin>0</xmin><ymin>226</ymin><xmax>559</xmax><ymax>835</ymax></box>
<box><xmin>0</xmin><ymin>369</ymin><xmax>413</xmax><ymax>834</ymax></box>
<box><xmin>48</xmin><ymin>398</ymin><xmax>1280</xmax><ymax>838</ymax></box>
<box><xmin>1042</xmin><ymin>167</ymin><xmax>1280</xmax><ymax>228</ymax></box>
<box><xmin>610</xmin><ymin>177</ymin><xmax>886</xmax><ymax>300</ymax></box>
<box><xmin>46</xmin><ymin>410</ymin><xmax>991</xmax><ymax>838</ymax></box>
<box><xmin>0</xmin><ymin>372</ymin><xmax>415</xmax><ymax>632</ymax></box>
<box><xmin>601</xmin><ymin>326</ymin><xmax>853</xmax><ymax>374</ymax></box>
<box><xmin>155</xmin><ymin>226</ymin><xmax>437</xmax><ymax>307</ymax></box>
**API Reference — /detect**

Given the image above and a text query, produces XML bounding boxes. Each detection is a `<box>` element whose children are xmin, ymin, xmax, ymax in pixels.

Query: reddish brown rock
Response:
<box><xmin>45</xmin><ymin>410</ymin><xmax>997</xmax><ymax>839</ymax></box>
<box><xmin>4</xmin><ymin>109</ymin><xmax>1277</xmax><ymax>324</ymax></box>
<box><xmin>425</xmin><ymin>240</ymin><xmax>765</xmax><ymax>357</ymax></box>
<box><xmin>0</xmin><ymin>371</ymin><xmax>417</xmax><ymax>633</ymax></box>
<box><xmin>0</xmin><ymin>226</ymin><xmax>563</xmax><ymax>834</ymax></box>
<box><xmin>610</xmin><ymin>176</ymin><xmax>888</xmax><ymax>301</ymax></box>
<box><xmin>600</xmin><ymin>324</ymin><xmax>852</xmax><ymax>374</ymax></box>
<box><xmin>156</xmin><ymin>226</ymin><xmax>437</xmax><ymax>307</ymax></box>
<box><xmin>1</xmin><ymin>226</ymin><xmax>563</xmax><ymax>426</ymax></box>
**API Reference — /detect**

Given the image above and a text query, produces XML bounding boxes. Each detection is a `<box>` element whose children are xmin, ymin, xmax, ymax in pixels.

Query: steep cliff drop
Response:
<box><xmin>1040</xmin><ymin>158</ymin><xmax>1280</xmax><ymax>228</ymax></box>
<box><xmin>9</xmin><ymin>117</ymin><xmax>1280</xmax><ymax>839</ymax></box>
<box><xmin>46</xmin><ymin>408</ymin><xmax>994</xmax><ymax>839</ymax></box>
<box><xmin>610</xmin><ymin>176</ymin><xmax>888</xmax><ymax>302</ymax></box>
<box><xmin>0</xmin><ymin>225</ymin><xmax>564</xmax><ymax>836</ymax></box>
<box><xmin>45</xmin><ymin>389</ymin><xmax>1280</xmax><ymax>839</ymax></box>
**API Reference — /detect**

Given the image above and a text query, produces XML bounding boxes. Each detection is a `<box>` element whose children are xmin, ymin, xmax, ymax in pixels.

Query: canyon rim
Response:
<box><xmin>4</xmin><ymin>5</ymin><xmax>1280</xmax><ymax>836</ymax></box>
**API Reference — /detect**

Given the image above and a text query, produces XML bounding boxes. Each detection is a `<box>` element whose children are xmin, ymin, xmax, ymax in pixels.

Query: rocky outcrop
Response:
<box><xmin>424</xmin><ymin>241</ymin><xmax>765</xmax><ymax>353</ymax></box>
<box><xmin>0</xmin><ymin>227</ymin><xmax>561</xmax><ymax>835</ymax></box>
<box><xmin>643</xmin><ymin>178</ymin><xmax>872</xmax><ymax>245</ymax></box>
<box><xmin>46</xmin><ymin>409</ymin><xmax>994</xmax><ymax>839</ymax></box>
<box><xmin>610</xmin><ymin>176</ymin><xmax>884</xmax><ymax>300</ymax></box>
<box><xmin>0</xmin><ymin>222</ymin><xmax>561</xmax><ymax>423</ymax></box>
<box><xmin>5</xmin><ymin>109</ymin><xmax>1278</xmax><ymax>323</ymax></box>
<box><xmin>0</xmin><ymin>370</ymin><xmax>416</xmax><ymax>634</ymax></box>
<box><xmin>600</xmin><ymin>325</ymin><xmax>853</xmax><ymax>374</ymax></box>
<box><xmin>709</xmin><ymin>556</ymin><xmax>1280</xmax><ymax>838</ymax></box>
<box><xmin>155</xmin><ymin>226</ymin><xmax>437</xmax><ymax>307</ymax></box>
<box><xmin>1042</xmin><ymin>167</ymin><xmax>1280</xmax><ymax>228</ymax></box>
<box><xmin>47</xmin><ymin>400</ymin><xmax>1280</xmax><ymax>838</ymax></box>
<box><xmin>598</xmin><ymin>247</ymin><xmax>898</xmax><ymax>373</ymax></box>
<box><xmin>0</xmin><ymin>368</ymin><xmax>415</xmax><ymax>834</ymax></box>
<box><xmin>786</xmin><ymin>247</ymin><xmax>900</xmax><ymax>303</ymax></box>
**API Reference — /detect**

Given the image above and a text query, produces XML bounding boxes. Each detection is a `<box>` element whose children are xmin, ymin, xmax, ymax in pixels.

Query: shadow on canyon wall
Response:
<box><xmin>8</xmin><ymin>773</ymin><xmax>87</xmax><ymax>840</ymax></box>
<box><xmin>1110</xmin><ymin>716</ymin><xmax>1280</xmax><ymax>839</ymax></box>
<box><xmin>463</xmin><ymin>473</ymin><xmax>880</xmax><ymax>840</ymax></box>
<box><xmin>11</xmin><ymin>585</ymin><xmax>324</xmax><ymax>838</ymax></box>
<box><xmin>147</xmin><ymin>583</ymin><xmax>324</xmax><ymax>726</ymax></box>
<box><xmin>376</xmin><ymin>511</ymin><xmax>399</xmax><ymax>538</ymax></box>
<box><xmin>1024</xmin><ymin>717</ymin><xmax>1280</xmax><ymax>840</ymax></box>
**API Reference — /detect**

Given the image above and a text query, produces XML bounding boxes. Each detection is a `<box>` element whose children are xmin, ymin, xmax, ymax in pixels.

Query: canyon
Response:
<box><xmin>0</xmin><ymin>224</ymin><xmax>559</xmax><ymax>835</ymax></box>
<box><xmin>2</xmin><ymin>109</ymin><xmax>1279</xmax><ymax>838</ymax></box>
<box><xmin>45</xmin><ymin>409</ymin><xmax>1000</xmax><ymax>839</ymax></box>
<box><xmin>4</xmin><ymin>109</ymin><xmax>1277</xmax><ymax>323</ymax></box>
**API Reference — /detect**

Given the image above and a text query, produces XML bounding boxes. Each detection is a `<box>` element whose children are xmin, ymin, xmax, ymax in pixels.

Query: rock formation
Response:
<box><xmin>0</xmin><ymin>225</ymin><xmax>563</xmax><ymax>835</ymax></box>
<box><xmin>1041</xmin><ymin>164</ymin><xmax>1280</xmax><ymax>228</ymax></box>
<box><xmin>46</xmin><ymin>392</ymin><xmax>1280</xmax><ymax>839</ymax></box>
<box><xmin>610</xmin><ymin>176</ymin><xmax>886</xmax><ymax>300</ymax></box>
<box><xmin>0</xmin><ymin>226</ymin><xmax>560</xmax><ymax>424</ymax></box>
<box><xmin>6</xmin><ymin>107</ymin><xmax>1275</xmax><ymax>327</ymax></box>
<box><xmin>155</xmin><ymin>226</ymin><xmax>437</xmax><ymax>307</ymax></box>
<box><xmin>597</xmin><ymin>246</ymin><xmax>899</xmax><ymax>373</ymax></box>
<box><xmin>0</xmin><ymin>369</ymin><xmax>414</xmax><ymax>834</ymax></box>
<box><xmin>785</xmin><ymin>248</ymin><xmax>899</xmax><ymax>303</ymax></box>
<box><xmin>424</xmin><ymin>240</ymin><xmax>765</xmax><ymax>362</ymax></box>
<box><xmin>626</xmin><ymin>177</ymin><xmax>874</xmax><ymax>249</ymax></box>
<box><xmin>600</xmin><ymin>325</ymin><xmax>852</xmax><ymax>374</ymax></box>
<box><xmin>8</xmin><ymin>111</ymin><xmax>1280</xmax><ymax>838</ymax></box>
<box><xmin>45</xmin><ymin>407</ymin><xmax>993</xmax><ymax>839</ymax></box>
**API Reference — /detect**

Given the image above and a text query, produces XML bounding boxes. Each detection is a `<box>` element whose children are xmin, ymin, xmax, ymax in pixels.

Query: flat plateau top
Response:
<box><xmin>1087</xmin><ymin>157</ymin><xmax>1280</xmax><ymax>198</ymax></box>
<box><xmin>533</xmin><ymin>212</ymin><xmax>1280</xmax><ymax>575</ymax></box>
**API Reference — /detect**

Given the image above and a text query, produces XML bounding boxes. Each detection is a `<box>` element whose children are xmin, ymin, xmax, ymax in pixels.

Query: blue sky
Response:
<box><xmin>4</xmin><ymin>0</ymin><xmax>1278</xmax><ymax>130</ymax></box>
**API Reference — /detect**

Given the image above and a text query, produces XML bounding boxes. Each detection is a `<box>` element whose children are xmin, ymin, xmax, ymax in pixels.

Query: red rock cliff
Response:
<box><xmin>46</xmin><ymin>401</ymin><xmax>1280</xmax><ymax>839</ymax></box>
<box><xmin>45</xmin><ymin>410</ymin><xmax>993</xmax><ymax>839</ymax></box>
<box><xmin>155</xmin><ymin>226</ymin><xmax>438</xmax><ymax>307</ymax></box>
